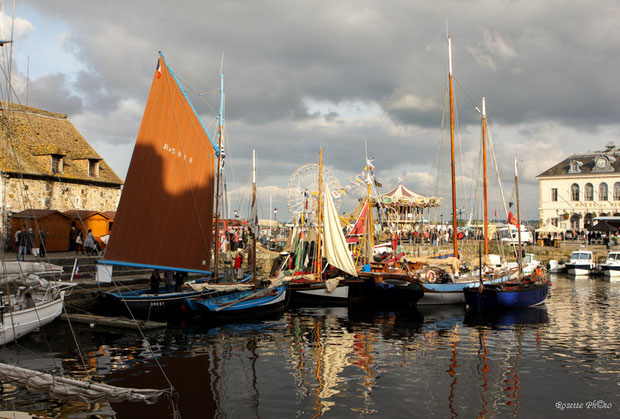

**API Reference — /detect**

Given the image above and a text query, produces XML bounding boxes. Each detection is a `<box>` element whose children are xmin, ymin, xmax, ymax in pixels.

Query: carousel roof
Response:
<box><xmin>378</xmin><ymin>184</ymin><xmax>441</xmax><ymax>207</ymax></box>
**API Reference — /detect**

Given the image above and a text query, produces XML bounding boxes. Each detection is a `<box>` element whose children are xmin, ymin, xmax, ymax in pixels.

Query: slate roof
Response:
<box><xmin>537</xmin><ymin>143</ymin><xmax>620</xmax><ymax>178</ymax></box>
<box><xmin>0</xmin><ymin>102</ymin><xmax>122</xmax><ymax>186</ymax></box>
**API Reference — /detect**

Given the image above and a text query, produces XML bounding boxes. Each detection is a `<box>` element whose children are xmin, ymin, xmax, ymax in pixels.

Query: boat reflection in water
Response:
<box><xmin>1</xmin><ymin>274</ymin><xmax>618</xmax><ymax>418</ymax></box>
<box><xmin>464</xmin><ymin>305</ymin><xmax>550</xmax><ymax>328</ymax></box>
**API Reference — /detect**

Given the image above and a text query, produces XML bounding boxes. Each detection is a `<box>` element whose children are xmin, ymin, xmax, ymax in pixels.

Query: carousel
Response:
<box><xmin>374</xmin><ymin>183</ymin><xmax>441</xmax><ymax>229</ymax></box>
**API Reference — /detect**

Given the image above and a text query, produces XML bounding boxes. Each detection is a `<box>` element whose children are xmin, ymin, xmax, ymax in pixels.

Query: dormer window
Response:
<box><xmin>89</xmin><ymin>159</ymin><xmax>100</xmax><ymax>177</ymax></box>
<box><xmin>51</xmin><ymin>155</ymin><xmax>63</xmax><ymax>174</ymax></box>
<box><xmin>568</xmin><ymin>160</ymin><xmax>583</xmax><ymax>174</ymax></box>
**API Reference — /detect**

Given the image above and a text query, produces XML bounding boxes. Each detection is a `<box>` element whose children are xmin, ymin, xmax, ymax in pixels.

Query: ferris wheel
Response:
<box><xmin>287</xmin><ymin>164</ymin><xmax>341</xmax><ymax>224</ymax></box>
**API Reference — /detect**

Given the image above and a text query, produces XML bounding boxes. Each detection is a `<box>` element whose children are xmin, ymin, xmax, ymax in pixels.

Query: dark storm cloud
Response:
<box><xmin>16</xmin><ymin>0</ymin><xmax>620</xmax><ymax>219</ymax></box>
<box><xmin>24</xmin><ymin>73</ymin><xmax>83</xmax><ymax>114</ymax></box>
<box><xmin>21</xmin><ymin>0</ymin><xmax>620</xmax><ymax>127</ymax></box>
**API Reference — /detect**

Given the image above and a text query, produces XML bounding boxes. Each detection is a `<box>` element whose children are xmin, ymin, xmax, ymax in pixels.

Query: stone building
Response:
<box><xmin>537</xmin><ymin>142</ymin><xmax>620</xmax><ymax>230</ymax></box>
<box><xmin>0</xmin><ymin>102</ymin><xmax>123</xmax><ymax>233</ymax></box>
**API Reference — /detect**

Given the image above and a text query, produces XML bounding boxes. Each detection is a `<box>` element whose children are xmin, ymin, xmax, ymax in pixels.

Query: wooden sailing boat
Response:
<box><xmin>95</xmin><ymin>54</ymin><xmax>254</xmax><ymax>317</ymax></box>
<box><xmin>281</xmin><ymin>147</ymin><xmax>360</xmax><ymax>303</ymax></box>
<box><xmin>350</xmin><ymin>160</ymin><xmax>425</xmax><ymax>307</ymax></box>
<box><xmin>464</xmin><ymin>159</ymin><xmax>550</xmax><ymax>310</ymax></box>
<box><xmin>0</xmin><ymin>47</ymin><xmax>175</xmax><ymax>409</ymax></box>
<box><xmin>186</xmin><ymin>150</ymin><xmax>287</xmax><ymax>317</ymax></box>
<box><xmin>416</xmin><ymin>38</ymin><xmax>513</xmax><ymax>305</ymax></box>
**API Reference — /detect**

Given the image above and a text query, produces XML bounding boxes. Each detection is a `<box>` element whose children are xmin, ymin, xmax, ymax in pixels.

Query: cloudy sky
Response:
<box><xmin>3</xmin><ymin>0</ymin><xmax>620</xmax><ymax>222</ymax></box>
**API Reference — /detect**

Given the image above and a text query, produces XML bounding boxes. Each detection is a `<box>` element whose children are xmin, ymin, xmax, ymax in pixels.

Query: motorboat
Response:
<box><xmin>600</xmin><ymin>251</ymin><xmax>620</xmax><ymax>281</ymax></box>
<box><xmin>547</xmin><ymin>259</ymin><xmax>565</xmax><ymax>273</ymax></box>
<box><xmin>565</xmin><ymin>250</ymin><xmax>596</xmax><ymax>276</ymax></box>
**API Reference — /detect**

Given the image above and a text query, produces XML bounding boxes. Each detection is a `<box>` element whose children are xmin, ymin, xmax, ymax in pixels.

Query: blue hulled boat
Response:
<box><xmin>94</xmin><ymin>272</ymin><xmax>252</xmax><ymax>318</ymax></box>
<box><xmin>463</xmin><ymin>277</ymin><xmax>550</xmax><ymax>311</ymax></box>
<box><xmin>186</xmin><ymin>284</ymin><xmax>287</xmax><ymax>318</ymax></box>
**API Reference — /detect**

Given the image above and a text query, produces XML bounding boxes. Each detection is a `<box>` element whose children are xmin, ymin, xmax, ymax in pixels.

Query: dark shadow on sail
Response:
<box><xmin>105</xmin><ymin>142</ymin><xmax>214</xmax><ymax>272</ymax></box>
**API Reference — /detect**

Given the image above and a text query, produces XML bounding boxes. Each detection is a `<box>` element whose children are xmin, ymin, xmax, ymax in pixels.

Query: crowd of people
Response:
<box><xmin>14</xmin><ymin>224</ymin><xmax>48</xmax><ymax>260</ymax></box>
<box><xmin>218</xmin><ymin>227</ymin><xmax>250</xmax><ymax>252</ymax></box>
<box><xmin>148</xmin><ymin>269</ymin><xmax>189</xmax><ymax>294</ymax></box>
<box><xmin>69</xmin><ymin>226</ymin><xmax>99</xmax><ymax>255</ymax></box>
<box><xmin>386</xmin><ymin>225</ymin><xmax>484</xmax><ymax>246</ymax></box>
<box><xmin>13</xmin><ymin>223</ymin><xmax>101</xmax><ymax>260</ymax></box>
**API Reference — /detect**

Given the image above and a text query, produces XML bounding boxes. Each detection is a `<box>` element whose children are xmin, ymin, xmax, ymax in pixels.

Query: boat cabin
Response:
<box><xmin>605</xmin><ymin>252</ymin><xmax>620</xmax><ymax>262</ymax></box>
<box><xmin>570</xmin><ymin>251</ymin><xmax>593</xmax><ymax>261</ymax></box>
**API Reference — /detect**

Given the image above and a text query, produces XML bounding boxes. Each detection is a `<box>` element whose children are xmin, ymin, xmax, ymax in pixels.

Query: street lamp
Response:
<box><xmin>457</xmin><ymin>207</ymin><xmax>465</xmax><ymax>226</ymax></box>
<box><xmin>273</xmin><ymin>207</ymin><xmax>278</xmax><ymax>221</ymax></box>
<box><xmin>440</xmin><ymin>214</ymin><xmax>443</xmax><ymax>225</ymax></box>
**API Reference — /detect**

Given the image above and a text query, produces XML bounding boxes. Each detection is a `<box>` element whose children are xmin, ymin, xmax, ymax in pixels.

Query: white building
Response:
<box><xmin>537</xmin><ymin>142</ymin><xmax>620</xmax><ymax>230</ymax></box>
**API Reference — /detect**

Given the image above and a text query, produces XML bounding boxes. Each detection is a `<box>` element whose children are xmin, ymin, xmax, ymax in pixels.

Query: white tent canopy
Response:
<box><xmin>535</xmin><ymin>224</ymin><xmax>564</xmax><ymax>234</ymax></box>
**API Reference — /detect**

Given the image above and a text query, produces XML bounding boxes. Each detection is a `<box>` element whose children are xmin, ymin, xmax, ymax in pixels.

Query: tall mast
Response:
<box><xmin>448</xmin><ymin>35</ymin><xmax>458</xmax><ymax>259</ymax></box>
<box><xmin>251</xmin><ymin>150</ymin><xmax>257</xmax><ymax>283</ymax></box>
<box><xmin>317</xmin><ymin>147</ymin><xmax>323</xmax><ymax>280</ymax></box>
<box><xmin>366</xmin><ymin>184</ymin><xmax>373</xmax><ymax>264</ymax></box>
<box><xmin>213</xmin><ymin>72</ymin><xmax>224</xmax><ymax>279</ymax></box>
<box><xmin>481</xmin><ymin>97</ymin><xmax>489</xmax><ymax>255</ymax></box>
<box><xmin>514</xmin><ymin>158</ymin><xmax>523</xmax><ymax>278</ymax></box>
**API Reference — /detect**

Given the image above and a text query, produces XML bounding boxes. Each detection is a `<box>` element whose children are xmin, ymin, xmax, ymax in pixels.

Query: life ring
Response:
<box><xmin>426</xmin><ymin>270</ymin><xmax>437</xmax><ymax>283</ymax></box>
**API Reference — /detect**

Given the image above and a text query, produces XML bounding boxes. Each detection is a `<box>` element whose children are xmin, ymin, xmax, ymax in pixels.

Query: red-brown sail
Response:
<box><xmin>105</xmin><ymin>55</ymin><xmax>217</xmax><ymax>272</ymax></box>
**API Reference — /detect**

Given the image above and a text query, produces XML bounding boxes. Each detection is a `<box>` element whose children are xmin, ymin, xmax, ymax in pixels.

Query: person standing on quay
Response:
<box><xmin>69</xmin><ymin>226</ymin><xmax>77</xmax><ymax>252</ymax></box>
<box><xmin>38</xmin><ymin>227</ymin><xmax>48</xmax><ymax>257</ymax></box>
<box><xmin>84</xmin><ymin>229</ymin><xmax>96</xmax><ymax>255</ymax></box>
<box><xmin>75</xmin><ymin>230</ymin><xmax>84</xmax><ymax>254</ymax></box>
<box><xmin>27</xmin><ymin>228</ymin><xmax>35</xmax><ymax>256</ymax></box>
<box><xmin>17</xmin><ymin>225</ymin><xmax>27</xmax><ymax>261</ymax></box>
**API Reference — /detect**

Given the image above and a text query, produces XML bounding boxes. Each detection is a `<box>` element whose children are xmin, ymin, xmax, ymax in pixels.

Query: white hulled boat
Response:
<box><xmin>565</xmin><ymin>250</ymin><xmax>596</xmax><ymax>276</ymax></box>
<box><xmin>600</xmin><ymin>251</ymin><xmax>620</xmax><ymax>281</ymax></box>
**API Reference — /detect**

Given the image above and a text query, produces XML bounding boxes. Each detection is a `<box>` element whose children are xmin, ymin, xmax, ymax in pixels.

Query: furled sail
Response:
<box><xmin>106</xmin><ymin>54</ymin><xmax>217</xmax><ymax>272</ymax></box>
<box><xmin>348</xmin><ymin>200</ymin><xmax>369</xmax><ymax>237</ymax></box>
<box><xmin>0</xmin><ymin>363</ymin><xmax>172</xmax><ymax>405</ymax></box>
<box><xmin>322</xmin><ymin>184</ymin><xmax>358</xmax><ymax>277</ymax></box>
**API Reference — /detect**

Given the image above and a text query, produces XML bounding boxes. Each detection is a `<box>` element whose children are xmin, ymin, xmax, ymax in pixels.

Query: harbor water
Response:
<box><xmin>0</xmin><ymin>273</ymin><xmax>618</xmax><ymax>418</ymax></box>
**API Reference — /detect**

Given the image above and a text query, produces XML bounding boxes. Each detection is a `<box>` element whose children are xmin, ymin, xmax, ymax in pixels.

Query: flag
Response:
<box><xmin>155</xmin><ymin>58</ymin><xmax>162</xmax><ymax>79</ymax></box>
<box><xmin>494</xmin><ymin>209</ymin><xmax>497</xmax><ymax>218</ymax></box>
<box><xmin>507</xmin><ymin>211</ymin><xmax>518</xmax><ymax>226</ymax></box>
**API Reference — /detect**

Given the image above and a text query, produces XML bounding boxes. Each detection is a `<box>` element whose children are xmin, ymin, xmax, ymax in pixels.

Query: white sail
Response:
<box><xmin>322</xmin><ymin>184</ymin><xmax>358</xmax><ymax>277</ymax></box>
<box><xmin>0</xmin><ymin>363</ymin><xmax>171</xmax><ymax>405</ymax></box>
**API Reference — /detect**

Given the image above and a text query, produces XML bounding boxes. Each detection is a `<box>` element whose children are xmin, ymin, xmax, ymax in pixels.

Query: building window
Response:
<box><xmin>51</xmin><ymin>155</ymin><xmax>62</xmax><ymax>174</ymax></box>
<box><xmin>615</xmin><ymin>182</ymin><xmax>620</xmax><ymax>201</ymax></box>
<box><xmin>584</xmin><ymin>183</ymin><xmax>593</xmax><ymax>201</ymax></box>
<box><xmin>599</xmin><ymin>183</ymin><xmax>608</xmax><ymax>201</ymax></box>
<box><xmin>551</xmin><ymin>188</ymin><xmax>558</xmax><ymax>202</ymax></box>
<box><xmin>568</xmin><ymin>160</ymin><xmax>583</xmax><ymax>173</ymax></box>
<box><xmin>571</xmin><ymin>183</ymin><xmax>580</xmax><ymax>201</ymax></box>
<box><xmin>89</xmin><ymin>159</ymin><xmax>100</xmax><ymax>177</ymax></box>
